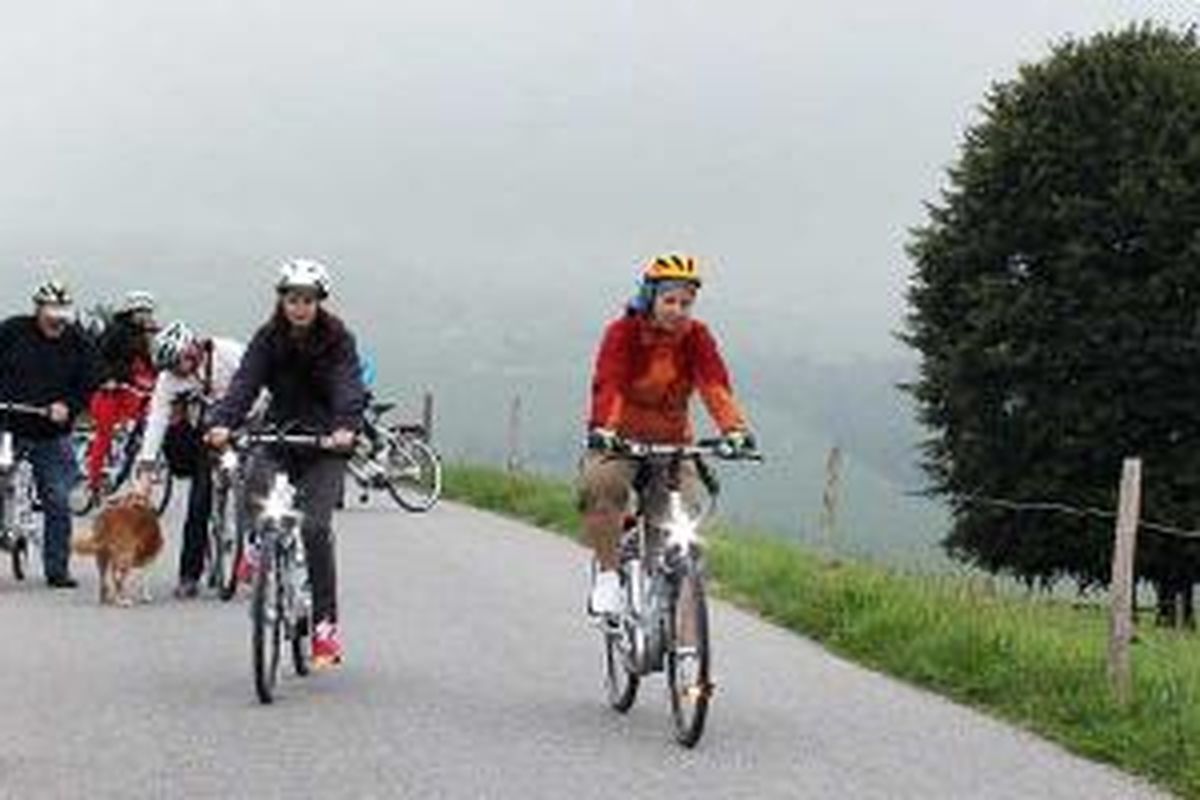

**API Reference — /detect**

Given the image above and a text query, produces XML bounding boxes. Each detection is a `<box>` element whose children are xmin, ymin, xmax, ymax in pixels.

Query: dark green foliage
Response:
<box><xmin>904</xmin><ymin>25</ymin><xmax>1200</xmax><ymax>592</ymax></box>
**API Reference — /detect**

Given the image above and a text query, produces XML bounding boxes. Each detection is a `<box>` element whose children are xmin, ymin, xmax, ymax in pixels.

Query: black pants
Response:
<box><xmin>178</xmin><ymin>452</ymin><xmax>213</xmax><ymax>583</ymax></box>
<box><xmin>247</xmin><ymin>451</ymin><xmax>345</xmax><ymax>624</ymax></box>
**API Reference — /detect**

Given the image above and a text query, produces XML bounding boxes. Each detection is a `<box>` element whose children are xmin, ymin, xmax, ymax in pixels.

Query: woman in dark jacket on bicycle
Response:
<box><xmin>207</xmin><ymin>259</ymin><xmax>366</xmax><ymax>669</ymax></box>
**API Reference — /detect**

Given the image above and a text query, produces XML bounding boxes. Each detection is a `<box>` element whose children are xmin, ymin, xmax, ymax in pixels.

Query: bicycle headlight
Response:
<box><xmin>262</xmin><ymin>493</ymin><xmax>289</xmax><ymax>522</ymax></box>
<box><xmin>663</xmin><ymin>493</ymin><xmax>701</xmax><ymax>552</ymax></box>
<box><xmin>259</xmin><ymin>474</ymin><xmax>299</xmax><ymax>524</ymax></box>
<box><xmin>663</xmin><ymin>517</ymin><xmax>700</xmax><ymax>550</ymax></box>
<box><xmin>219</xmin><ymin>449</ymin><xmax>239</xmax><ymax>473</ymax></box>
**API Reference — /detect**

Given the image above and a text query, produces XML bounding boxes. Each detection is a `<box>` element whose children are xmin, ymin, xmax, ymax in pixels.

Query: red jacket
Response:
<box><xmin>588</xmin><ymin>315</ymin><xmax>747</xmax><ymax>444</ymax></box>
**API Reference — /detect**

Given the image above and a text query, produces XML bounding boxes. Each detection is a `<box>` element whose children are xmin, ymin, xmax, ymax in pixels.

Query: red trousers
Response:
<box><xmin>85</xmin><ymin>388</ymin><xmax>150</xmax><ymax>488</ymax></box>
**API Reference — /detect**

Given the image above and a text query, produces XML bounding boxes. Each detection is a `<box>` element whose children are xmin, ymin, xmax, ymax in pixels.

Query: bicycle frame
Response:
<box><xmin>0</xmin><ymin>403</ymin><xmax>51</xmax><ymax>579</ymax></box>
<box><xmin>599</xmin><ymin>437</ymin><xmax>761</xmax><ymax>746</ymax></box>
<box><xmin>206</xmin><ymin>447</ymin><xmax>246</xmax><ymax>598</ymax></box>
<box><xmin>348</xmin><ymin>404</ymin><xmax>405</xmax><ymax>489</ymax></box>
<box><xmin>345</xmin><ymin>404</ymin><xmax>441</xmax><ymax>512</ymax></box>
<box><xmin>0</xmin><ymin>433</ymin><xmax>37</xmax><ymax>548</ymax></box>
<box><xmin>230</xmin><ymin>428</ymin><xmax>337</xmax><ymax>703</ymax></box>
<box><xmin>257</xmin><ymin>472</ymin><xmax>311</xmax><ymax>631</ymax></box>
<box><xmin>612</xmin><ymin>458</ymin><xmax>705</xmax><ymax>676</ymax></box>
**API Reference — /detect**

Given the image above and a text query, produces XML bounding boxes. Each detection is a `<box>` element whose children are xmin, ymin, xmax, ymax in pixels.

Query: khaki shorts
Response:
<box><xmin>577</xmin><ymin>451</ymin><xmax>710</xmax><ymax>527</ymax></box>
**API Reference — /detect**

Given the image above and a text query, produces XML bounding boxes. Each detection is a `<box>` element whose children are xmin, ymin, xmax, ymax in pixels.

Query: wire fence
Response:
<box><xmin>946</xmin><ymin>493</ymin><xmax>1200</xmax><ymax>541</ymax></box>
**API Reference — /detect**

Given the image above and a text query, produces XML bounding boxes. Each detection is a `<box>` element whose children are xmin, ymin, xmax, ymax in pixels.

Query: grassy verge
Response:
<box><xmin>444</xmin><ymin>462</ymin><xmax>1200</xmax><ymax>798</ymax></box>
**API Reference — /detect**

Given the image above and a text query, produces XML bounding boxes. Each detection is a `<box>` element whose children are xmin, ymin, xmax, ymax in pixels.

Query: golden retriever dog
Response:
<box><xmin>72</xmin><ymin>493</ymin><xmax>164</xmax><ymax>606</ymax></box>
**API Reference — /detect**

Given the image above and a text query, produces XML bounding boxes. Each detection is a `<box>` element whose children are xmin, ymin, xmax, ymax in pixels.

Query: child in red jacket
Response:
<box><xmin>579</xmin><ymin>254</ymin><xmax>755</xmax><ymax>615</ymax></box>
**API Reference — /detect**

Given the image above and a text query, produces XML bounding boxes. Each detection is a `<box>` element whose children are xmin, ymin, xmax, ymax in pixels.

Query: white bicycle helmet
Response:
<box><xmin>121</xmin><ymin>289</ymin><xmax>156</xmax><ymax>314</ymax></box>
<box><xmin>152</xmin><ymin>320</ymin><xmax>197</xmax><ymax>370</ymax></box>
<box><xmin>276</xmin><ymin>258</ymin><xmax>332</xmax><ymax>298</ymax></box>
<box><xmin>32</xmin><ymin>278</ymin><xmax>73</xmax><ymax>307</ymax></box>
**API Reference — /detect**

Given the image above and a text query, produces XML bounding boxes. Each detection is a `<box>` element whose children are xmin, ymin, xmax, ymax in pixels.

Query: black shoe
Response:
<box><xmin>47</xmin><ymin>575</ymin><xmax>79</xmax><ymax>589</ymax></box>
<box><xmin>173</xmin><ymin>579</ymin><xmax>200</xmax><ymax>599</ymax></box>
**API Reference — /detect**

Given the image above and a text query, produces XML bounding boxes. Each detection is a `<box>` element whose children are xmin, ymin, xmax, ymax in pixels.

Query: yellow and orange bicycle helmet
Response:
<box><xmin>642</xmin><ymin>254</ymin><xmax>702</xmax><ymax>286</ymax></box>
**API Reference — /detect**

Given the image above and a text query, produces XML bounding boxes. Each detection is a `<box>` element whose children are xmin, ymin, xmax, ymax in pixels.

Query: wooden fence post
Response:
<box><xmin>1108</xmin><ymin>456</ymin><xmax>1142</xmax><ymax>707</ymax></box>
<box><xmin>818</xmin><ymin>445</ymin><xmax>843</xmax><ymax>556</ymax></box>
<box><xmin>421</xmin><ymin>392</ymin><xmax>434</xmax><ymax>443</ymax></box>
<box><xmin>506</xmin><ymin>395</ymin><xmax>523</xmax><ymax>472</ymax></box>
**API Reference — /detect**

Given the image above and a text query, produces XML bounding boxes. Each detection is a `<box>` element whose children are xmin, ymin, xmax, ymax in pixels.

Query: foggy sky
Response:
<box><xmin>1</xmin><ymin>0</ymin><xmax>1194</xmax><ymax>359</ymax></box>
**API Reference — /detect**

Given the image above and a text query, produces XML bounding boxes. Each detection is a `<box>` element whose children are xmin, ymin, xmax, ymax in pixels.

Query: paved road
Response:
<box><xmin>0</xmin><ymin>494</ymin><xmax>1170</xmax><ymax>799</ymax></box>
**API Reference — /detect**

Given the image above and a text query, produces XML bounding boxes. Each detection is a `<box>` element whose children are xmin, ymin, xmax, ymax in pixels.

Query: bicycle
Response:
<box><xmin>69</xmin><ymin>385</ymin><xmax>172</xmax><ymax>517</ymax></box>
<box><xmin>598</xmin><ymin>437</ymin><xmax>761</xmax><ymax>747</ymax></box>
<box><xmin>227</xmin><ymin>428</ymin><xmax>344</xmax><ymax>704</ymax></box>
<box><xmin>206</xmin><ymin>445</ymin><xmax>246</xmax><ymax>601</ymax></box>
<box><xmin>165</xmin><ymin>390</ymin><xmax>247</xmax><ymax>602</ymax></box>
<box><xmin>345</xmin><ymin>400</ymin><xmax>441</xmax><ymax>512</ymax></box>
<box><xmin>0</xmin><ymin>402</ymin><xmax>48</xmax><ymax>581</ymax></box>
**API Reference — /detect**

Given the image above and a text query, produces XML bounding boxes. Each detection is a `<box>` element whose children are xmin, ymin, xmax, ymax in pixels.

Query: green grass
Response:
<box><xmin>444</xmin><ymin>462</ymin><xmax>1200</xmax><ymax>798</ymax></box>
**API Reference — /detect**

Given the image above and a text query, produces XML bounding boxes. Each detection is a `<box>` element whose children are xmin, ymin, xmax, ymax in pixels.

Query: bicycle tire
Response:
<box><xmin>252</xmin><ymin>541</ymin><xmax>283</xmax><ymax>704</ymax></box>
<box><xmin>382</xmin><ymin>436</ymin><xmax>442</xmax><ymax>512</ymax></box>
<box><xmin>667</xmin><ymin>565</ymin><xmax>712</xmax><ymax>747</ymax></box>
<box><xmin>211</xmin><ymin>486</ymin><xmax>243</xmax><ymax>601</ymax></box>
<box><xmin>291</xmin><ymin>610</ymin><xmax>311</xmax><ymax>677</ymax></box>
<box><xmin>10</xmin><ymin>537</ymin><xmax>26</xmax><ymax>581</ymax></box>
<box><xmin>68</xmin><ymin>429</ymin><xmax>94</xmax><ymax>517</ymax></box>
<box><xmin>110</xmin><ymin>425</ymin><xmax>141</xmax><ymax>491</ymax></box>
<box><xmin>152</xmin><ymin>471</ymin><xmax>173</xmax><ymax>517</ymax></box>
<box><xmin>68</xmin><ymin>481</ymin><xmax>95</xmax><ymax>516</ymax></box>
<box><xmin>109</xmin><ymin>425</ymin><xmax>172</xmax><ymax>517</ymax></box>
<box><xmin>604</xmin><ymin>626</ymin><xmax>640</xmax><ymax>712</ymax></box>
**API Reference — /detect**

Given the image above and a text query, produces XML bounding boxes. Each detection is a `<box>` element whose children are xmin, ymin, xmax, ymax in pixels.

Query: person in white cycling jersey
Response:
<box><xmin>133</xmin><ymin>320</ymin><xmax>246</xmax><ymax>598</ymax></box>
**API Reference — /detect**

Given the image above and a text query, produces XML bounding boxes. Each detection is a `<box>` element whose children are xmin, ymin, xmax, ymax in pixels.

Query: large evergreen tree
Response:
<box><xmin>904</xmin><ymin>25</ymin><xmax>1200</xmax><ymax>620</ymax></box>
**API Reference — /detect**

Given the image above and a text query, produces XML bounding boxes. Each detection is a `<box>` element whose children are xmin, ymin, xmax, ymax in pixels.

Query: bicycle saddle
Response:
<box><xmin>370</xmin><ymin>401</ymin><xmax>396</xmax><ymax>417</ymax></box>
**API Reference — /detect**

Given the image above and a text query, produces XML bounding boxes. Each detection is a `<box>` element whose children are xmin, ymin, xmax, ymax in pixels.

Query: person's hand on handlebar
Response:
<box><xmin>586</xmin><ymin>427</ymin><xmax>621</xmax><ymax>453</ymax></box>
<box><xmin>48</xmin><ymin>401</ymin><xmax>70</xmax><ymax>426</ymax></box>
<box><xmin>205</xmin><ymin>426</ymin><xmax>231</xmax><ymax>450</ymax></box>
<box><xmin>717</xmin><ymin>428</ymin><xmax>757</xmax><ymax>458</ymax></box>
<box><xmin>327</xmin><ymin>428</ymin><xmax>357</xmax><ymax>451</ymax></box>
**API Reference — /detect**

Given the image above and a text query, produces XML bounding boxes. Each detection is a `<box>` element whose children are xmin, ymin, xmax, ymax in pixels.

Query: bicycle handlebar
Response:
<box><xmin>601</xmin><ymin>437</ymin><xmax>764</xmax><ymax>462</ymax></box>
<box><xmin>227</xmin><ymin>429</ymin><xmax>355</xmax><ymax>452</ymax></box>
<box><xmin>0</xmin><ymin>402</ymin><xmax>51</xmax><ymax>418</ymax></box>
<box><xmin>100</xmin><ymin>382</ymin><xmax>154</xmax><ymax>399</ymax></box>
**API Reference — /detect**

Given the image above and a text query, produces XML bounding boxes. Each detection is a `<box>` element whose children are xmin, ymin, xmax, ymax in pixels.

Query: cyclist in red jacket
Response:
<box><xmin>579</xmin><ymin>254</ymin><xmax>755</xmax><ymax>615</ymax></box>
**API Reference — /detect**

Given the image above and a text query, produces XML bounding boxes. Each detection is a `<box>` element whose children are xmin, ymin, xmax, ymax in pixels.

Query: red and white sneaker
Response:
<box><xmin>235</xmin><ymin>544</ymin><xmax>260</xmax><ymax>585</ymax></box>
<box><xmin>312</xmin><ymin>620</ymin><xmax>343</xmax><ymax>669</ymax></box>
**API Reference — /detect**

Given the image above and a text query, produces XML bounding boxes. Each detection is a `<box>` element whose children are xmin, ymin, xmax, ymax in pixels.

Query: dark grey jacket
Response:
<box><xmin>211</xmin><ymin>309</ymin><xmax>366</xmax><ymax>434</ymax></box>
<box><xmin>0</xmin><ymin>315</ymin><xmax>97</xmax><ymax>438</ymax></box>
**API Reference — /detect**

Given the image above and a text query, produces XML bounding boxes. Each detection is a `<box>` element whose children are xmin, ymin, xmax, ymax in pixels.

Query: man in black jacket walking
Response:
<box><xmin>0</xmin><ymin>279</ymin><xmax>97</xmax><ymax>587</ymax></box>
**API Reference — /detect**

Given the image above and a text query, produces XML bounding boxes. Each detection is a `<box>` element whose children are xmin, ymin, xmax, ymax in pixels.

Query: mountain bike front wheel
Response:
<box><xmin>252</xmin><ymin>542</ymin><xmax>283</xmax><ymax>704</ymax></box>
<box><xmin>151</xmin><ymin>470</ymin><xmax>173</xmax><ymax>517</ymax></box>
<box><xmin>209</xmin><ymin>485</ymin><xmax>243</xmax><ymax>601</ymax></box>
<box><xmin>667</xmin><ymin>566</ymin><xmax>712</xmax><ymax>747</ymax></box>
<box><xmin>10</xmin><ymin>536</ymin><xmax>26</xmax><ymax>581</ymax></box>
<box><xmin>291</xmin><ymin>609</ymin><xmax>311</xmax><ymax>677</ymax></box>
<box><xmin>68</xmin><ymin>429</ymin><xmax>94</xmax><ymax>517</ymax></box>
<box><xmin>604</xmin><ymin>623</ymin><xmax>640</xmax><ymax>712</ymax></box>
